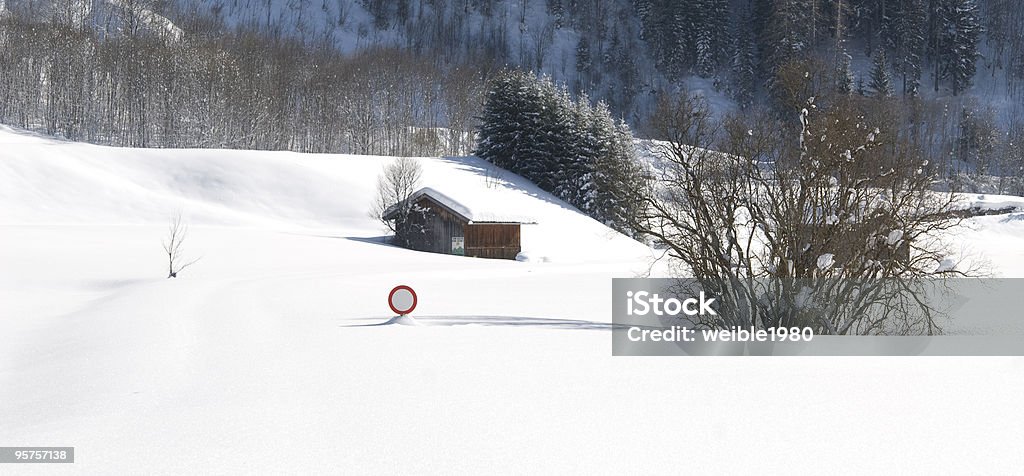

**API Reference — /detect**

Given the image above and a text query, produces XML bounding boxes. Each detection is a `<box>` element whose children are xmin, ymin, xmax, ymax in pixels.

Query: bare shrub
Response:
<box><xmin>633</xmin><ymin>92</ymin><xmax>977</xmax><ymax>335</ymax></box>
<box><xmin>163</xmin><ymin>214</ymin><xmax>200</xmax><ymax>278</ymax></box>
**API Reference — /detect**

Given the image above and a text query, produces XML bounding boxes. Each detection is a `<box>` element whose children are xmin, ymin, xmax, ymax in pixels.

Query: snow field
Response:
<box><xmin>1</xmin><ymin>125</ymin><xmax>1023</xmax><ymax>473</ymax></box>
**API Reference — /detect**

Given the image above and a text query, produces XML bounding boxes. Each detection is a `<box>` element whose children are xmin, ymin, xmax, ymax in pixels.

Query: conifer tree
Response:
<box><xmin>835</xmin><ymin>49</ymin><xmax>855</xmax><ymax>96</ymax></box>
<box><xmin>591</xmin><ymin>115</ymin><xmax>647</xmax><ymax>237</ymax></box>
<box><xmin>869</xmin><ymin>50</ymin><xmax>894</xmax><ymax>97</ymax></box>
<box><xmin>764</xmin><ymin>0</ymin><xmax>813</xmax><ymax>94</ymax></box>
<box><xmin>892</xmin><ymin>0</ymin><xmax>927</xmax><ymax>96</ymax></box>
<box><xmin>731</xmin><ymin>5</ymin><xmax>758</xmax><ymax>107</ymax></box>
<box><xmin>475</xmin><ymin>70</ymin><xmax>530</xmax><ymax>171</ymax></box>
<box><xmin>475</xmin><ymin>69</ymin><xmax>644</xmax><ymax>236</ymax></box>
<box><xmin>938</xmin><ymin>0</ymin><xmax>982</xmax><ymax>95</ymax></box>
<box><xmin>575</xmin><ymin>37</ymin><xmax>592</xmax><ymax>81</ymax></box>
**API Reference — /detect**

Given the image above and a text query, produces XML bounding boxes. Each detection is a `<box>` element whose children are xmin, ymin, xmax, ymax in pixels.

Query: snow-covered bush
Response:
<box><xmin>633</xmin><ymin>91</ymin><xmax>977</xmax><ymax>335</ymax></box>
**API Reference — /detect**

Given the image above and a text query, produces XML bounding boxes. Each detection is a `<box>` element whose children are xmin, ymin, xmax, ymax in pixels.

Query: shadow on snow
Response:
<box><xmin>342</xmin><ymin>315</ymin><xmax>626</xmax><ymax>331</ymax></box>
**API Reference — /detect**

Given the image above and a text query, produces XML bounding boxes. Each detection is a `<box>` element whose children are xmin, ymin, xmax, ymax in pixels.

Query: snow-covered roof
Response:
<box><xmin>384</xmin><ymin>187</ymin><xmax>534</xmax><ymax>223</ymax></box>
<box><xmin>411</xmin><ymin>187</ymin><xmax>473</xmax><ymax>220</ymax></box>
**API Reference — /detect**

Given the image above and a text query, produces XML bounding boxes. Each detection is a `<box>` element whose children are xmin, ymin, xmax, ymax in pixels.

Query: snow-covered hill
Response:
<box><xmin>1</xmin><ymin>126</ymin><xmax>1023</xmax><ymax>473</ymax></box>
<box><xmin>0</xmin><ymin>125</ymin><xmax>650</xmax><ymax>262</ymax></box>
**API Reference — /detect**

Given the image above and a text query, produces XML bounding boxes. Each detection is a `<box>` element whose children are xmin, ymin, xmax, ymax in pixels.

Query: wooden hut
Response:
<box><xmin>382</xmin><ymin>188</ymin><xmax>523</xmax><ymax>260</ymax></box>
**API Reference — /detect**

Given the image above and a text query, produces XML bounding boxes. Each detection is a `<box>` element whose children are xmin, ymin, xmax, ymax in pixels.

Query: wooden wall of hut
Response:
<box><xmin>465</xmin><ymin>223</ymin><xmax>521</xmax><ymax>260</ymax></box>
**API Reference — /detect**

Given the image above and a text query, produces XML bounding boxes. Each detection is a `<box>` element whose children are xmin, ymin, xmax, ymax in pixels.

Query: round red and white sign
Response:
<box><xmin>388</xmin><ymin>285</ymin><xmax>418</xmax><ymax>315</ymax></box>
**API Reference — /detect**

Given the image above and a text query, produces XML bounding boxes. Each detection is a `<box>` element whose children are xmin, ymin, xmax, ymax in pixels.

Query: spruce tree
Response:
<box><xmin>633</xmin><ymin>0</ymin><xmax>653</xmax><ymax>34</ymax></box>
<box><xmin>566</xmin><ymin>97</ymin><xmax>600</xmax><ymax>211</ymax></box>
<box><xmin>550</xmin><ymin>87</ymin><xmax>587</xmax><ymax>205</ymax></box>
<box><xmin>764</xmin><ymin>0</ymin><xmax>813</xmax><ymax>92</ymax></box>
<box><xmin>546</xmin><ymin>0</ymin><xmax>565</xmax><ymax>29</ymax></box>
<box><xmin>669</xmin><ymin>0</ymin><xmax>697</xmax><ymax>74</ymax></box>
<box><xmin>938</xmin><ymin>0</ymin><xmax>982</xmax><ymax>95</ymax></box>
<box><xmin>475</xmin><ymin>70</ymin><xmax>560</xmax><ymax>186</ymax></box>
<box><xmin>591</xmin><ymin>115</ymin><xmax>646</xmax><ymax>237</ymax></box>
<box><xmin>694</xmin><ymin>0</ymin><xmax>731</xmax><ymax>76</ymax></box>
<box><xmin>475</xmin><ymin>69</ymin><xmax>644</xmax><ymax>236</ymax></box>
<box><xmin>708</xmin><ymin>0</ymin><xmax>732</xmax><ymax>65</ymax></box>
<box><xmin>695</xmin><ymin>27</ymin><xmax>715</xmax><ymax>76</ymax></box>
<box><xmin>869</xmin><ymin>50</ymin><xmax>894</xmax><ymax>97</ymax></box>
<box><xmin>642</xmin><ymin>1</ymin><xmax>680</xmax><ymax>75</ymax></box>
<box><xmin>892</xmin><ymin>0</ymin><xmax>927</xmax><ymax>96</ymax></box>
<box><xmin>834</xmin><ymin>49</ymin><xmax>855</xmax><ymax>96</ymax></box>
<box><xmin>732</xmin><ymin>22</ymin><xmax>758</xmax><ymax>106</ymax></box>
<box><xmin>517</xmin><ymin>75</ymin><xmax>564</xmax><ymax>192</ymax></box>
<box><xmin>575</xmin><ymin>38</ymin><xmax>592</xmax><ymax>80</ymax></box>
<box><xmin>475</xmin><ymin>70</ymin><xmax>523</xmax><ymax>171</ymax></box>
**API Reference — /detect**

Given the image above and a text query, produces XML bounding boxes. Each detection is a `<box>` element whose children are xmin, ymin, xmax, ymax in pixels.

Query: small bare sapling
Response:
<box><xmin>163</xmin><ymin>214</ymin><xmax>200</xmax><ymax>278</ymax></box>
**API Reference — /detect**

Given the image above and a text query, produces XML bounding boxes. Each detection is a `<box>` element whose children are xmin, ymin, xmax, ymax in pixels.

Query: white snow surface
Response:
<box><xmin>2</xmin><ymin>125</ymin><xmax>1023</xmax><ymax>473</ymax></box>
<box><xmin>963</xmin><ymin>193</ymin><xmax>1024</xmax><ymax>211</ymax></box>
